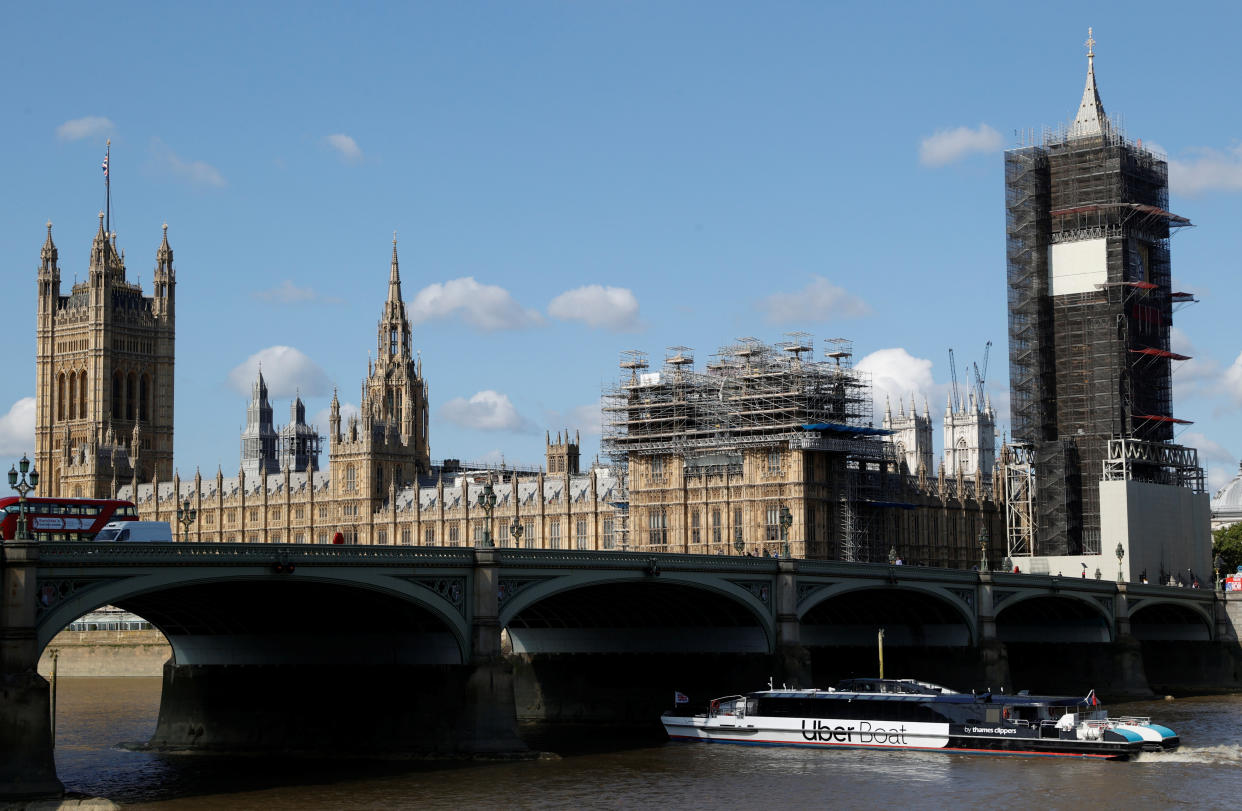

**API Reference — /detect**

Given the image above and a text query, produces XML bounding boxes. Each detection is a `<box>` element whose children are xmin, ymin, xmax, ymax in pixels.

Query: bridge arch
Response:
<box><xmin>994</xmin><ymin>592</ymin><xmax>1113</xmax><ymax>643</ymax></box>
<box><xmin>797</xmin><ymin>582</ymin><xmax>977</xmax><ymax>647</ymax></box>
<box><xmin>499</xmin><ymin>571</ymin><xmax>774</xmax><ymax>654</ymax></box>
<box><xmin>36</xmin><ymin>570</ymin><xmax>471</xmax><ymax>665</ymax></box>
<box><xmin>1128</xmin><ymin>599</ymin><xmax>1214</xmax><ymax>641</ymax></box>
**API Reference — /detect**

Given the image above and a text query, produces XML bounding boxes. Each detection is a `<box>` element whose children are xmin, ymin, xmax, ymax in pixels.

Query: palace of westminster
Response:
<box><xmin>31</xmin><ymin>203</ymin><xmax>1006</xmax><ymax>569</ymax></box>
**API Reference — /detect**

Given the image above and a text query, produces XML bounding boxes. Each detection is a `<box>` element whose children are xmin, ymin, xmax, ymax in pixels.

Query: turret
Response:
<box><xmin>38</xmin><ymin>222</ymin><xmax>60</xmax><ymax>316</ymax></box>
<box><xmin>153</xmin><ymin>223</ymin><xmax>175</xmax><ymax>318</ymax></box>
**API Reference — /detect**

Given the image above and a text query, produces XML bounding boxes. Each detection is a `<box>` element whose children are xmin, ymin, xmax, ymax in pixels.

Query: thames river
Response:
<box><xmin>52</xmin><ymin>678</ymin><xmax>1242</xmax><ymax>809</ymax></box>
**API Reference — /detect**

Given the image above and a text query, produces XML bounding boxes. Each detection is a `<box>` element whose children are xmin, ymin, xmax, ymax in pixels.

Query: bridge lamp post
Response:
<box><xmin>1215</xmin><ymin>554</ymin><xmax>1225</xmax><ymax>592</ymax></box>
<box><xmin>779</xmin><ymin>505</ymin><xmax>792</xmax><ymax>559</ymax></box>
<box><xmin>978</xmin><ymin>528</ymin><xmax>990</xmax><ymax>571</ymax></box>
<box><xmin>176</xmin><ymin>498</ymin><xmax>197</xmax><ymax>544</ymax></box>
<box><xmin>509</xmin><ymin>516</ymin><xmax>523</xmax><ymax>549</ymax></box>
<box><xmin>1115</xmin><ymin>542</ymin><xmax>1125</xmax><ymax>583</ymax></box>
<box><xmin>8</xmin><ymin>453</ymin><xmax>39</xmax><ymax>541</ymax></box>
<box><xmin>888</xmin><ymin>546</ymin><xmax>897</xmax><ymax>565</ymax></box>
<box><xmin>479</xmin><ymin>481</ymin><xmax>497</xmax><ymax>548</ymax></box>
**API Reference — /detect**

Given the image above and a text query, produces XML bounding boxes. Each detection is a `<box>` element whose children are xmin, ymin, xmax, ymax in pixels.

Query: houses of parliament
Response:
<box><xmin>32</xmin><ymin>207</ymin><xmax>1006</xmax><ymax>567</ymax></box>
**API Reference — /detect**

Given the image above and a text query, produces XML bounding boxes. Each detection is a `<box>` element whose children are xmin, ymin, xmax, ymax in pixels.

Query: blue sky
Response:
<box><xmin>3</xmin><ymin>1</ymin><xmax>1241</xmax><ymax>491</ymax></box>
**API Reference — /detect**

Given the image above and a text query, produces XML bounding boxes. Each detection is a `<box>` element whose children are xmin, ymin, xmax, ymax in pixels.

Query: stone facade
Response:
<box><xmin>35</xmin><ymin>216</ymin><xmax>175</xmax><ymax>498</ymax></box>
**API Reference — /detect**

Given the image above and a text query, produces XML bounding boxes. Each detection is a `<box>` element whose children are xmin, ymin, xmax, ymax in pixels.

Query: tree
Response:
<box><xmin>1212</xmin><ymin>522</ymin><xmax>1242</xmax><ymax>578</ymax></box>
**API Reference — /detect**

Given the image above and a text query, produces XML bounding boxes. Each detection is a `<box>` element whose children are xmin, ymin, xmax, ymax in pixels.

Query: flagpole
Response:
<box><xmin>105</xmin><ymin>139</ymin><xmax>111</xmax><ymax>235</ymax></box>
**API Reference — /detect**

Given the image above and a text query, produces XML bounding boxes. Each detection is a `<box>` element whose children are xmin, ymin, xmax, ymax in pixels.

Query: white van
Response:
<box><xmin>94</xmin><ymin>521</ymin><xmax>174</xmax><ymax>542</ymax></box>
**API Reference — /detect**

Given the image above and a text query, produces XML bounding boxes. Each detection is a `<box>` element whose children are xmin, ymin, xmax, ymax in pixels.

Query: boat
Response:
<box><xmin>661</xmin><ymin>678</ymin><xmax>1179</xmax><ymax>760</ymax></box>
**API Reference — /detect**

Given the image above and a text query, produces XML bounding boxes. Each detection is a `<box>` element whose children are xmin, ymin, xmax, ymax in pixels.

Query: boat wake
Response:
<box><xmin>1136</xmin><ymin>745</ymin><xmax>1242</xmax><ymax>766</ymax></box>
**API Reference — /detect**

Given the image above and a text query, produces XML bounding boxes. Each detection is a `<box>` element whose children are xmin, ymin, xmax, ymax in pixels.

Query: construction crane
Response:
<box><xmin>948</xmin><ymin>349</ymin><xmax>960</xmax><ymax>414</ymax></box>
<box><xmin>973</xmin><ymin>341</ymin><xmax>992</xmax><ymax>404</ymax></box>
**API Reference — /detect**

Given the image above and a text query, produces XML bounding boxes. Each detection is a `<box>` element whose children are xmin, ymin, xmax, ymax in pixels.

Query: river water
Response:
<box><xmin>52</xmin><ymin>678</ymin><xmax>1242</xmax><ymax>809</ymax></box>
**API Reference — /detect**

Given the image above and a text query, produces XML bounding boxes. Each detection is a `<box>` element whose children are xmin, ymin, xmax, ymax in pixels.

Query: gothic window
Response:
<box><xmin>575</xmin><ymin>518</ymin><xmax>588</xmax><ymax>550</ymax></box>
<box><xmin>140</xmin><ymin>374</ymin><xmax>150</xmax><ymax>422</ymax></box>
<box><xmin>767</xmin><ymin>450</ymin><xmax>782</xmax><ymax>473</ymax></box>
<box><xmin>57</xmin><ymin>374</ymin><xmax>66</xmax><ymax>422</ymax></box>
<box><xmin>766</xmin><ymin>505</ymin><xmax>780</xmax><ymax>541</ymax></box>
<box><xmin>647</xmin><ymin>509</ymin><xmax>667</xmax><ymax>546</ymax></box>
<box><xmin>68</xmin><ymin>373</ymin><xmax>77</xmax><ymax>420</ymax></box>
<box><xmin>549</xmin><ymin>519</ymin><xmax>561</xmax><ymax>549</ymax></box>
<box><xmin>651</xmin><ymin>456</ymin><xmax>664</xmax><ymax>477</ymax></box>
<box><xmin>345</xmin><ymin>465</ymin><xmax>357</xmax><ymax>492</ymax></box>
<box><xmin>424</xmin><ymin>526</ymin><xmax>435</xmax><ymax>545</ymax></box>
<box><xmin>523</xmin><ymin>520</ymin><xmax>535</xmax><ymax>548</ymax></box>
<box><xmin>711</xmin><ymin>509</ymin><xmax>722</xmax><ymax>544</ymax></box>
<box><xmin>112</xmin><ymin>372</ymin><xmax>122</xmax><ymax>420</ymax></box>
<box><xmin>318</xmin><ymin>531</ymin><xmax>329</xmax><ymax>544</ymax></box>
<box><xmin>377</xmin><ymin>529</ymin><xmax>387</xmax><ymax>545</ymax></box>
<box><xmin>389</xmin><ymin>328</ymin><xmax>397</xmax><ymax>356</ymax></box>
<box><xmin>401</xmin><ymin>527</ymin><xmax>411</xmax><ymax>545</ymax></box>
<box><xmin>691</xmin><ymin>510</ymin><xmax>701</xmax><ymax>544</ymax></box>
<box><xmin>78</xmin><ymin>371</ymin><xmax>87</xmax><ymax>420</ymax></box>
<box><xmin>125</xmin><ymin>372</ymin><xmax>137</xmax><ymax>421</ymax></box>
<box><xmin>448</xmin><ymin>523</ymin><xmax>460</xmax><ymax>545</ymax></box>
<box><xmin>603</xmin><ymin>518</ymin><xmax>615</xmax><ymax>549</ymax></box>
<box><xmin>734</xmin><ymin>508</ymin><xmax>743</xmax><ymax>544</ymax></box>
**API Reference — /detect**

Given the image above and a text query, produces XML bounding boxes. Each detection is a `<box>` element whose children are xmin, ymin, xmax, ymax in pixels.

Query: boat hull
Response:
<box><xmin>661</xmin><ymin>715</ymin><xmax>1144</xmax><ymax>760</ymax></box>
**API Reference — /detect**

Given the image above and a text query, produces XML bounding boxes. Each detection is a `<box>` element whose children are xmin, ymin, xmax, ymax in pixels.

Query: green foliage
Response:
<box><xmin>1212</xmin><ymin>522</ymin><xmax>1242</xmax><ymax>576</ymax></box>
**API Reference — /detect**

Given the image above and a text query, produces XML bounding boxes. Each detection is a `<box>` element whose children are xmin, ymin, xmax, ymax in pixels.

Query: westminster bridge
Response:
<box><xmin>3</xmin><ymin>540</ymin><xmax>1240</xmax><ymax>798</ymax></box>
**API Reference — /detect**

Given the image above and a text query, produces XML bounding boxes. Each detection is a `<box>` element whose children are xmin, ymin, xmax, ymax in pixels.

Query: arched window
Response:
<box><xmin>56</xmin><ymin>373</ymin><xmax>66</xmax><ymax>421</ymax></box>
<box><xmin>78</xmin><ymin>371</ymin><xmax>87</xmax><ymax>420</ymax></box>
<box><xmin>140</xmin><ymin>374</ymin><xmax>150</xmax><ymax>422</ymax></box>
<box><xmin>112</xmin><ymin>372</ymin><xmax>123</xmax><ymax>419</ymax></box>
<box><xmin>126</xmin><ymin>372</ymin><xmax>137</xmax><ymax>421</ymax></box>
<box><xmin>345</xmin><ymin>465</ymin><xmax>356</xmax><ymax>492</ymax></box>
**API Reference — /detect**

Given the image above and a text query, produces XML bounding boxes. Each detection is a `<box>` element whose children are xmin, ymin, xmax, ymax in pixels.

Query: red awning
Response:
<box><xmin>1050</xmin><ymin>203</ymin><xmax>1193</xmax><ymax>227</ymax></box>
<box><xmin>1129</xmin><ymin>348</ymin><xmax>1191</xmax><ymax>361</ymax></box>
<box><xmin>1125</xmin><ymin>281</ymin><xmax>1159</xmax><ymax>290</ymax></box>
<box><xmin>1133</xmin><ymin>414</ymin><xmax>1194</xmax><ymax>425</ymax></box>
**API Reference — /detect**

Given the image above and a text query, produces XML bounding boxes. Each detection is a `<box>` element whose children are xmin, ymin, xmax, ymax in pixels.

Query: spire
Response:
<box><xmin>388</xmin><ymin>232</ymin><xmax>402</xmax><ymax>303</ymax></box>
<box><xmin>41</xmin><ymin>221</ymin><xmax>58</xmax><ymax>266</ymax></box>
<box><xmin>1069</xmin><ymin>27</ymin><xmax>1110</xmax><ymax>139</ymax></box>
<box><xmin>156</xmin><ymin>223</ymin><xmax>173</xmax><ymax>274</ymax></box>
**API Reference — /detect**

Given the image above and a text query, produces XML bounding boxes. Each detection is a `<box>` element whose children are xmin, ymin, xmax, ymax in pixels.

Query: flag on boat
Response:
<box><xmin>1085</xmin><ymin>689</ymin><xmax>1099</xmax><ymax>707</ymax></box>
<box><xmin>674</xmin><ymin>691</ymin><xmax>690</xmax><ymax>705</ymax></box>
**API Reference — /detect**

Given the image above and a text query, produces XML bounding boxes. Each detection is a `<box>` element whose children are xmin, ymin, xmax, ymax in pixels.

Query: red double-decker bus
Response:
<box><xmin>0</xmin><ymin>497</ymin><xmax>139</xmax><ymax>541</ymax></box>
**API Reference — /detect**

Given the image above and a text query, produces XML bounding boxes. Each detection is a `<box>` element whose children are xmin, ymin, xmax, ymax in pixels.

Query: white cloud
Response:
<box><xmin>324</xmin><ymin>134</ymin><xmax>363</xmax><ymax>164</ymax></box>
<box><xmin>56</xmin><ymin>116</ymin><xmax>114</xmax><ymax>141</ymax></box>
<box><xmin>149</xmin><ymin>137</ymin><xmax>226</xmax><ymax>189</ymax></box>
<box><xmin>918</xmin><ymin>123</ymin><xmax>1003</xmax><ymax>167</ymax></box>
<box><xmin>1169</xmin><ymin>144</ymin><xmax>1242</xmax><ymax>196</ymax></box>
<box><xmin>544</xmin><ymin>400</ymin><xmax>604</xmax><ymax>437</ymax></box>
<box><xmin>410</xmin><ymin>277</ymin><xmax>542</xmax><ymax>331</ymax></box>
<box><xmin>856</xmin><ymin>348</ymin><xmax>938</xmax><ymax>420</ymax></box>
<box><xmin>547</xmin><ymin>285</ymin><xmax>641</xmax><ymax>331</ymax></box>
<box><xmin>227</xmin><ymin>346</ymin><xmax>332</xmax><ymax>399</ymax></box>
<box><xmin>441</xmin><ymin>390</ymin><xmax>534</xmax><ymax>432</ymax></box>
<box><xmin>1182</xmin><ymin>431</ymin><xmax>1233</xmax><ymax>465</ymax></box>
<box><xmin>0</xmin><ymin>397</ymin><xmax>36</xmax><ymax>458</ymax></box>
<box><xmin>1223</xmin><ymin>350</ymin><xmax>1242</xmax><ymax>405</ymax></box>
<box><xmin>252</xmin><ymin>280</ymin><xmax>343</xmax><ymax>305</ymax></box>
<box><xmin>757</xmin><ymin>276</ymin><xmax>870</xmax><ymax>324</ymax></box>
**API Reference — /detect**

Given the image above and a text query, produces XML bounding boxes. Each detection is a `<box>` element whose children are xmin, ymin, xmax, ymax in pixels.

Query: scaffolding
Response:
<box><xmin>1005</xmin><ymin>121</ymin><xmax>1193</xmax><ymax>556</ymax></box>
<box><xmin>603</xmin><ymin>335</ymin><xmax>893</xmax><ymax>561</ymax></box>
<box><xmin>602</xmin><ymin>336</ymin><xmax>875</xmax><ymax>461</ymax></box>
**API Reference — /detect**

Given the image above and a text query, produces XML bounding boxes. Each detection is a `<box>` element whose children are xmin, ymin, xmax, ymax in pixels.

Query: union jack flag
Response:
<box><xmin>102</xmin><ymin>154</ymin><xmax>108</xmax><ymax>177</ymax></box>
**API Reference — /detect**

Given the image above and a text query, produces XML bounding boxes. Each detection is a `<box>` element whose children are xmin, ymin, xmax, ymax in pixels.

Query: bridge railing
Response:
<box><xmin>36</xmin><ymin>542</ymin><xmax>477</xmax><ymax>566</ymax></box>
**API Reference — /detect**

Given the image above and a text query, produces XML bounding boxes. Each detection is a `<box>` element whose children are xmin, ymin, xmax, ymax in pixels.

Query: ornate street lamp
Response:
<box><xmin>778</xmin><ymin>505</ymin><xmax>793</xmax><ymax>559</ymax></box>
<box><xmin>8</xmin><ymin>454</ymin><xmax>40</xmax><ymax>541</ymax></box>
<box><xmin>1003</xmin><ymin>556</ymin><xmax>1013</xmax><ymax>574</ymax></box>
<box><xmin>978</xmin><ymin>528</ymin><xmax>990</xmax><ymax>571</ymax></box>
<box><xmin>176</xmin><ymin>498</ymin><xmax>197</xmax><ymax>544</ymax></box>
<box><xmin>509</xmin><ymin>516</ymin><xmax>524</xmax><ymax>548</ymax></box>
<box><xmin>1115</xmin><ymin>542</ymin><xmax>1125</xmax><ymax>583</ymax></box>
<box><xmin>1215</xmin><ymin>554</ymin><xmax>1225</xmax><ymax>592</ymax></box>
<box><xmin>733</xmin><ymin>535</ymin><xmax>745</xmax><ymax>556</ymax></box>
<box><xmin>888</xmin><ymin>545</ymin><xmax>898</xmax><ymax>565</ymax></box>
<box><xmin>1094</xmin><ymin>567</ymin><xmax>1102</xmax><ymax>581</ymax></box>
<box><xmin>479</xmin><ymin>480</ymin><xmax>497</xmax><ymax>548</ymax></box>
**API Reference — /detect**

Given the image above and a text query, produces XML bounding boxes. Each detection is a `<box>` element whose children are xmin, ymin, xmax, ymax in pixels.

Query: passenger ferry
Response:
<box><xmin>662</xmin><ymin>678</ymin><xmax>1178</xmax><ymax>760</ymax></box>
